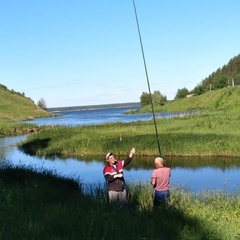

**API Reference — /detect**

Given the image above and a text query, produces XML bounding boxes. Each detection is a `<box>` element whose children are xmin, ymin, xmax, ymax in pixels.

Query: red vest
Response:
<box><xmin>103</xmin><ymin>160</ymin><xmax>125</xmax><ymax>191</ymax></box>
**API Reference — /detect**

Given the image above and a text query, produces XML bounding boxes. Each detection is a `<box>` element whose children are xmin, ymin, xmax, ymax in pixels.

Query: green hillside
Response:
<box><xmin>0</xmin><ymin>84</ymin><xmax>52</xmax><ymax>122</ymax></box>
<box><xmin>192</xmin><ymin>54</ymin><xmax>240</xmax><ymax>95</ymax></box>
<box><xmin>137</xmin><ymin>86</ymin><xmax>240</xmax><ymax>113</ymax></box>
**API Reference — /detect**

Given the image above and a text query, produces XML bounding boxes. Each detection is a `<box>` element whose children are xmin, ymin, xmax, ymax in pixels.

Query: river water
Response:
<box><xmin>1</xmin><ymin>105</ymin><xmax>240</xmax><ymax>194</ymax></box>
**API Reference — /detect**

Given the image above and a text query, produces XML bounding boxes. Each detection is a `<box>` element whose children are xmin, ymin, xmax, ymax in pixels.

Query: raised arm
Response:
<box><xmin>123</xmin><ymin>148</ymin><xmax>135</xmax><ymax>167</ymax></box>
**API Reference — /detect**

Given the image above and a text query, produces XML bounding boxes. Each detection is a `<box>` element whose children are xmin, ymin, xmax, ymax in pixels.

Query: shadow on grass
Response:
<box><xmin>0</xmin><ymin>165</ymin><xmax>223</xmax><ymax>240</ymax></box>
<box><xmin>18</xmin><ymin>137</ymin><xmax>51</xmax><ymax>156</ymax></box>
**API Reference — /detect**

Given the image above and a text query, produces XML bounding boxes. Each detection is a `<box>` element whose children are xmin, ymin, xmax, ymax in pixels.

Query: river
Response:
<box><xmin>1</xmin><ymin>105</ymin><xmax>240</xmax><ymax>194</ymax></box>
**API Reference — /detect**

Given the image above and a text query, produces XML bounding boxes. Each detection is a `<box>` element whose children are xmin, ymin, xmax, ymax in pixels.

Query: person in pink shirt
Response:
<box><xmin>151</xmin><ymin>157</ymin><xmax>171</xmax><ymax>206</ymax></box>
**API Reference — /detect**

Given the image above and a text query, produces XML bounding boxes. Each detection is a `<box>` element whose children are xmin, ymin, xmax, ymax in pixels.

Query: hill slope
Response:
<box><xmin>0</xmin><ymin>84</ymin><xmax>52</xmax><ymax>122</ymax></box>
<box><xmin>192</xmin><ymin>54</ymin><xmax>240</xmax><ymax>95</ymax></box>
<box><xmin>137</xmin><ymin>86</ymin><xmax>240</xmax><ymax>113</ymax></box>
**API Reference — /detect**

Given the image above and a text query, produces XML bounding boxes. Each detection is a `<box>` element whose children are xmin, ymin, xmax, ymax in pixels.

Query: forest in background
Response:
<box><xmin>140</xmin><ymin>53</ymin><xmax>240</xmax><ymax>106</ymax></box>
<box><xmin>193</xmin><ymin>53</ymin><xmax>240</xmax><ymax>95</ymax></box>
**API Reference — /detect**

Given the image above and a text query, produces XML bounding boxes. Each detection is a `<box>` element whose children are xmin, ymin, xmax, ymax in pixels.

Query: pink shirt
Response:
<box><xmin>151</xmin><ymin>167</ymin><xmax>171</xmax><ymax>191</ymax></box>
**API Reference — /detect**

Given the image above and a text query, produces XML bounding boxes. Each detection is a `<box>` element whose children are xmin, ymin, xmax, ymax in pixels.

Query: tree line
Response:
<box><xmin>140</xmin><ymin>53</ymin><xmax>240</xmax><ymax>106</ymax></box>
<box><xmin>192</xmin><ymin>54</ymin><xmax>240</xmax><ymax>96</ymax></box>
<box><xmin>3</xmin><ymin>53</ymin><xmax>240</xmax><ymax>109</ymax></box>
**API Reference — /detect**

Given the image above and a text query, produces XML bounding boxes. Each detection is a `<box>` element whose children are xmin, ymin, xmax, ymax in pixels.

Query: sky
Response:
<box><xmin>1</xmin><ymin>0</ymin><xmax>240</xmax><ymax>108</ymax></box>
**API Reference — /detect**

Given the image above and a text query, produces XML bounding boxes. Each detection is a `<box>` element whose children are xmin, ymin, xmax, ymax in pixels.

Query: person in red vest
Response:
<box><xmin>103</xmin><ymin>148</ymin><xmax>135</xmax><ymax>206</ymax></box>
<box><xmin>151</xmin><ymin>157</ymin><xmax>171</xmax><ymax>207</ymax></box>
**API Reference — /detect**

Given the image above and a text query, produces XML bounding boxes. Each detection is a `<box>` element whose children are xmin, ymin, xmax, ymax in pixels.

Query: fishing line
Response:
<box><xmin>132</xmin><ymin>0</ymin><xmax>163</xmax><ymax>157</ymax></box>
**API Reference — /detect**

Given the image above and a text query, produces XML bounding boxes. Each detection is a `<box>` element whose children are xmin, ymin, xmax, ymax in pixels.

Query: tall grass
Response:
<box><xmin>1</xmin><ymin>164</ymin><xmax>240</xmax><ymax>239</ymax></box>
<box><xmin>2</xmin><ymin>86</ymin><xmax>240</xmax><ymax>157</ymax></box>
<box><xmin>0</xmin><ymin>121</ymin><xmax>42</xmax><ymax>137</ymax></box>
<box><xmin>18</xmin><ymin>107</ymin><xmax>240</xmax><ymax>157</ymax></box>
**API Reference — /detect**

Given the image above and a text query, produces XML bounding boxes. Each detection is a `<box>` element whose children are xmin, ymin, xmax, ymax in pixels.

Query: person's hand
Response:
<box><xmin>131</xmin><ymin>148</ymin><xmax>136</xmax><ymax>154</ymax></box>
<box><xmin>114</xmin><ymin>173</ymin><xmax>123</xmax><ymax>179</ymax></box>
<box><xmin>129</xmin><ymin>148</ymin><xmax>135</xmax><ymax>158</ymax></box>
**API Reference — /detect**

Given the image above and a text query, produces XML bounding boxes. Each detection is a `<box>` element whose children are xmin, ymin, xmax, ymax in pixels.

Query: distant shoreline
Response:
<box><xmin>46</xmin><ymin>102</ymin><xmax>140</xmax><ymax>112</ymax></box>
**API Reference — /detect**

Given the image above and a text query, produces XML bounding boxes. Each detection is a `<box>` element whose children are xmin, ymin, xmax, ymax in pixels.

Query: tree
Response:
<box><xmin>140</xmin><ymin>92</ymin><xmax>150</xmax><ymax>106</ymax></box>
<box><xmin>174</xmin><ymin>88</ymin><xmax>189</xmax><ymax>99</ymax></box>
<box><xmin>214</xmin><ymin>76</ymin><xmax>228</xmax><ymax>89</ymax></box>
<box><xmin>140</xmin><ymin>91</ymin><xmax>167</xmax><ymax>106</ymax></box>
<box><xmin>152</xmin><ymin>90</ymin><xmax>167</xmax><ymax>105</ymax></box>
<box><xmin>195</xmin><ymin>54</ymin><xmax>240</xmax><ymax>94</ymax></box>
<box><xmin>152</xmin><ymin>91</ymin><xmax>161</xmax><ymax>104</ymax></box>
<box><xmin>37</xmin><ymin>98</ymin><xmax>47</xmax><ymax>109</ymax></box>
<box><xmin>193</xmin><ymin>84</ymin><xmax>205</xmax><ymax>95</ymax></box>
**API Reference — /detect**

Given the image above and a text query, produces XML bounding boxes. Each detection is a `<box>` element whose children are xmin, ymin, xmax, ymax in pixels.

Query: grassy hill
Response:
<box><xmin>1</xmin><ymin>82</ymin><xmax>239</xmax><ymax>123</ymax></box>
<box><xmin>0</xmin><ymin>84</ymin><xmax>52</xmax><ymax>122</ymax></box>
<box><xmin>137</xmin><ymin>86</ymin><xmax>240</xmax><ymax>113</ymax></box>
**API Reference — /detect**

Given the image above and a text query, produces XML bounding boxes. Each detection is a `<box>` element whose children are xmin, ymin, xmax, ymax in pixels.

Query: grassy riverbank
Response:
<box><xmin>0</xmin><ymin>83</ymin><xmax>53</xmax><ymax>137</ymax></box>
<box><xmin>0</xmin><ymin>84</ymin><xmax>52</xmax><ymax>122</ymax></box>
<box><xmin>2</xmin><ymin>86</ymin><xmax>240</xmax><ymax>239</ymax></box>
<box><xmin>135</xmin><ymin>86</ymin><xmax>240</xmax><ymax>113</ymax></box>
<box><xmin>17</xmin><ymin>86</ymin><xmax>240</xmax><ymax>157</ymax></box>
<box><xmin>0</xmin><ymin>121</ymin><xmax>41</xmax><ymax>137</ymax></box>
<box><xmin>0</xmin><ymin>164</ymin><xmax>239</xmax><ymax>240</ymax></box>
<box><xmin>17</xmin><ymin>115</ymin><xmax>240</xmax><ymax>157</ymax></box>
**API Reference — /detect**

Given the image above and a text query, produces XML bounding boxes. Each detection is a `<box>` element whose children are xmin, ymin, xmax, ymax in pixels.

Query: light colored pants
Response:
<box><xmin>108</xmin><ymin>190</ymin><xmax>128</xmax><ymax>206</ymax></box>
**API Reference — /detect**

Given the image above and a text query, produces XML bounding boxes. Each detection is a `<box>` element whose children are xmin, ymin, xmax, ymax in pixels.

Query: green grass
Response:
<box><xmin>0</xmin><ymin>164</ymin><xmax>240</xmax><ymax>240</ymax></box>
<box><xmin>0</xmin><ymin>121</ymin><xmax>42</xmax><ymax>137</ymax></box>
<box><xmin>16</xmin><ymin>86</ymin><xmax>240</xmax><ymax>158</ymax></box>
<box><xmin>136</xmin><ymin>86</ymin><xmax>240</xmax><ymax>113</ymax></box>
<box><xmin>18</xmin><ymin>108</ymin><xmax>240</xmax><ymax>157</ymax></box>
<box><xmin>2</xmin><ymin>82</ymin><xmax>240</xmax><ymax>239</ymax></box>
<box><xmin>0</xmin><ymin>84</ymin><xmax>53</xmax><ymax>137</ymax></box>
<box><xmin>0</xmin><ymin>84</ymin><xmax>52</xmax><ymax>122</ymax></box>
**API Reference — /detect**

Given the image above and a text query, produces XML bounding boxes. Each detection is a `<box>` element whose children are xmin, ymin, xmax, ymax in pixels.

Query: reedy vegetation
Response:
<box><xmin>1</xmin><ymin>85</ymin><xmax>240</xmax><ymax>239</ymax></box>
<box><xmin>0</xmin><ymin>164</ymin><xmax>240</xmax><ymax>240</ymax></box>
<box><xmin>19</xmin><ymin>86</ymin><xmax>240</xmax><ymax>157</ymax></box>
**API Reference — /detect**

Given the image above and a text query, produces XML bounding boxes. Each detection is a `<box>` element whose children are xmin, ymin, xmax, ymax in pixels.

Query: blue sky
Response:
<box><xmin>1</xmin><ymin>0</ymin><xmax>240</xmax><ymax>108</ymax></box>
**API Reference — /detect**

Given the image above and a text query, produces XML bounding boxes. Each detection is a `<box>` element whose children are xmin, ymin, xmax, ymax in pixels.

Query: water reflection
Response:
<box><xmin>1</xmin><ymin>135</ymin><xmax>240</xmax><ymax>193</ymax></box>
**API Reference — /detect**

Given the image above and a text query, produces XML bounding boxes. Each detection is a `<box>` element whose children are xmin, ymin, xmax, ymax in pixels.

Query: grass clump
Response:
<box><xmin>16</xmin><ymin>87</ymin><xmax>240</xmax><ymax>158</ymax></box>
<box><xmin>0</xmin><ymin>121</ymin><xmax>42</xmax><ymax>137</ymax></box>
<box><xmin>18</xmin><ymin>108</ymin><xmax>240</xmax><ymax>157</ymax></box>
<box><xmin>1</xmin><ymin>164</ymin><xmax>240</xmax><ymax>239</ymax></box>
<box><xmin>1</xmin><ymin>85</ymin><xmax>240</xmax><ymax>157</ymax></box>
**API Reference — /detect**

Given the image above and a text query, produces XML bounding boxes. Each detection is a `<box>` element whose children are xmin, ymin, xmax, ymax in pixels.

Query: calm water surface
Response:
<box><xmin>23</xmin><ymin>105</ymin><xmax>184</xmax><ymax>126</ymax></box>
<box><xmin>1</xmin><ymin>106</ymin><xmax>240</xmax><ymax>193</ymax></box>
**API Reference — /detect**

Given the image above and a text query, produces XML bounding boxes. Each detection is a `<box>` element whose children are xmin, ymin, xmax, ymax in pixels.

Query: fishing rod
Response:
<box><xmin>132</xmin><ymin>0</ymin><xmax>163</xmax><ymax>157</ymax></box>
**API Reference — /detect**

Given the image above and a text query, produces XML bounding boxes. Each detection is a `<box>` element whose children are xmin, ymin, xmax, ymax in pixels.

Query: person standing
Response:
<box><xmin>103</xmin><ymin>148</ymin><xmax>135</xmax><ymax>206</ymax></box>
<box><xmin>151</xmin><ymin>157</ymin><xmax>171</xmax><ymax>207</ymax></box>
